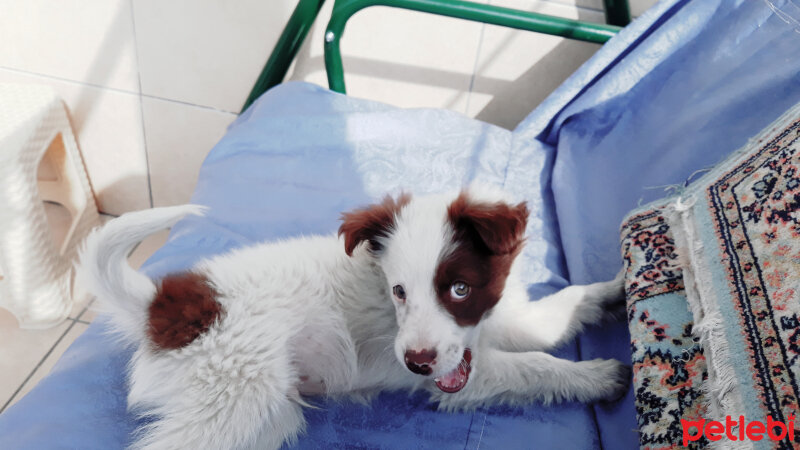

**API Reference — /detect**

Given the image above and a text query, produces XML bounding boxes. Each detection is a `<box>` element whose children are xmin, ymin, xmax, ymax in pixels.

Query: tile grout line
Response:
<box><xmin>148</xmin><ymin>94</ymin><xmax>235</xmax><ymax>116</ymax></box>
<box><xmin>127</xmin><ymin>0</ymin><xmax>155</xmax><ymax>209</ymax></box>
<box><xmin>0</xmin><ymin>318</ymin><xmax>79</xmax><ymax>414</ymax></box>
<box><xmin>0</xmin><ymin>66</ymin><xmax>238</xmax><ymax>116</ymax></box>
<box><xmin>74</xmin><ymin>297</ymin><xmax>96</xmax><ymax>324</ymax></box>
<box><xmin>464</xmin><ymin>18</ymin><xmax>488</xmax><ymax>116</ymax></box>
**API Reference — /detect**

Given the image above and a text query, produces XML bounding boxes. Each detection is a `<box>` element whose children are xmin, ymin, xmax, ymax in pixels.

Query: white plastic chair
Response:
<box><xmin>0</xmin><ymin>84</ymin><xmax>100</xmax><ymax>329</ymax></box>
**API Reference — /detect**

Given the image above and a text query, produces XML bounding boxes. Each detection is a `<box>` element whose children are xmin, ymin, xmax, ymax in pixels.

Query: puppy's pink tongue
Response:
<box><xmin>434</xmin><ymin>349</ymin><xmax>472</xmax><ymax>393</ymax></box>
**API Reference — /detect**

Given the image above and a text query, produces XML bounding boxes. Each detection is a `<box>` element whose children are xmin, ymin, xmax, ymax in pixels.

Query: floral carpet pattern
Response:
<box><xmin>703</xmin><ymin>116</ymin><xmax>800</xmax><ymax>448</ymax></box>
<box><xmin>620</xmin><ymin>208</ymin><xmax>709</xmax><ymax>449</ymax></box>
<box><xmin>621</xmin><ymin>107</ymin><xmax>800</xmax><ymax>449</ymax></box>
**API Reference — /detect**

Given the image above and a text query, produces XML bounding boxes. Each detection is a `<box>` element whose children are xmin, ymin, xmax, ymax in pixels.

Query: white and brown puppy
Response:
<box><xmin>78</xmin><ymin>185</ymin><xmax>629</xmax><ymax>450</ymax></box>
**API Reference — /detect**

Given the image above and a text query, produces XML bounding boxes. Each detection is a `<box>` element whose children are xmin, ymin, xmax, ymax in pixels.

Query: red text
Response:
<box><xmin>681</xmin><ymin>415</ymin><xmax>796</xmax><ymax>446</ymax></box>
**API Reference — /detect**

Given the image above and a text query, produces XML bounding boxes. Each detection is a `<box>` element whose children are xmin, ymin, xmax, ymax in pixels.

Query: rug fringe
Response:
<box><xmin>668</xmin><ymin>197</ymin><xmax>753</xmax><ymax>450</ymax></box>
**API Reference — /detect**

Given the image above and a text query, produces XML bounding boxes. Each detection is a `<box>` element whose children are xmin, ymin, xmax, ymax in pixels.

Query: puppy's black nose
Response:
<box><xmin>404</xmin><ymin>349</ymin><xmax>437</xmax><ymax>375</ymax></box>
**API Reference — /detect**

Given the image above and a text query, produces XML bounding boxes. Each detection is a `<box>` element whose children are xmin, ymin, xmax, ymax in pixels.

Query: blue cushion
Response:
<box><xmin>531</xmin><ymin>1</ymin><xmax>800</xmax><ymax>447</ymax></box>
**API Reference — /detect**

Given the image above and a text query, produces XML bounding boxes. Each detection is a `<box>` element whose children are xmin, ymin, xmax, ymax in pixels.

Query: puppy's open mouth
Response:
<box><xmin>434</xmin><ymin>348</ymin><xmax>472</xmax><ymax>393</ymax></box>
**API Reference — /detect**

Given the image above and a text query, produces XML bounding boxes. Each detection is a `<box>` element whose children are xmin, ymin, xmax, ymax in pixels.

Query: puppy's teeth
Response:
<box><xmin>434</xmin><ymin>378</ymin><xmax>440</xmax><ymax>382</ymax></box>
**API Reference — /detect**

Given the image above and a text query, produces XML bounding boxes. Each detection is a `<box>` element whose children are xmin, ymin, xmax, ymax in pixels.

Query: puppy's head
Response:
<box><xmin>339</xmin><ymin>188</ymin><xmax>528</xmax><ymax>393</ymax></box>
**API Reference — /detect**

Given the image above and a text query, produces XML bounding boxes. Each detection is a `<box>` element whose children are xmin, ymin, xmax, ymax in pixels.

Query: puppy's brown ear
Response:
<box><xmin>339</xmin><ymin>194</ymin><xmax>411</xmax><ymax>256</ymax></box>
<box><xmin>448</xmin><ymin>192</ymin><xmax>528</xmax><ymax>255</ymax></box>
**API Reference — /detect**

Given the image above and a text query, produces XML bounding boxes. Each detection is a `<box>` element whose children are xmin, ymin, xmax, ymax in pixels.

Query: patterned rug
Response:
<box><xmin>621</xmin><ymin>208</ymin><xmax>709</xmax><ymax>449</ymax></box>
<box><xmin>621</xmin><ymin>104</ymin><xmax>800</xmax><ymax>449</ymax></box>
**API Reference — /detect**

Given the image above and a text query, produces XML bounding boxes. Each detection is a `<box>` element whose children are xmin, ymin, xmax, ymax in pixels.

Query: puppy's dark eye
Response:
<box><xmin>450</xmin><ymin>281</ymin><xmax>470</xmax><ymax>301</ymax></box>
<box><xmin>392</xmin><ymin>285</ymin><xmax>406</xmax><ymax>302</ymax></box>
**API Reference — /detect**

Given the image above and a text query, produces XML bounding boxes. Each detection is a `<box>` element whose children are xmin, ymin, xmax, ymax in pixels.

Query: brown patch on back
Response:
<box><xmin>338</xmin><ymin>193</ymin><xmax>411</xmax><ymax>256</ymax></box>
<box><xmin>148</xmin><ymin>272</ymin><xmax>222</xmax><ymax>350</ymax></box>
<box><xmin>436</xmin><ymin>192</ymin><xmax>528</xmax><ymax>326</ymax></box>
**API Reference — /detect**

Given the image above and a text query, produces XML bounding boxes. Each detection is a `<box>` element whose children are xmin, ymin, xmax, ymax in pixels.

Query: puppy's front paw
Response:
<box><xmin>587</xmin><ymin>358</ymin><xmax>631</xmax><ymax>403</ymax></box>
<box><xmin>603</xmin><ymin>296</ymin><xmax>627</xmax><ymax>323</ymax></box>
<box><xmin>608</xmin><ymin>267</ymin><xmax>626</xmax><ymax>301</ymax></box>
<box><xmin>592</xmin><ymin>268</ymin><xmax>627</xmax><ymax>322</ymax></box>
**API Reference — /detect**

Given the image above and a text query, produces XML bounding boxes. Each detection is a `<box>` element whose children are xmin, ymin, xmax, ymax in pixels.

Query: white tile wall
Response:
<box><xmin>141</xmin><ymin>97</ymin><xmax>236</xmax><ymax>206</ymax></box>
<box><xmin>289</xmin><ymin>3</ymin><xmax>487</xmax><ymax>112</ymax></box>
<box><xmin>0</xmin><ymin>0</ymin><xmax>139</xmax><ymax>92</ymax></box>
<box><xmin>286</xmin><ymin>0</ymin><xmax>654</xmax><ymax>128</ymax></box>
<box><xmin>467</xmin><ymin>0</ymin><xmax>604</xmax><ymax>129</ymax></box>
<box><xmin>132</xmin><ymin>0</ymin><xmax>293</xmax><ymax>113</ymax></box>
<box><xmin>0</xmin><ymin>0</ymin><xmax>657</xmax><ymax>216</ymax></box>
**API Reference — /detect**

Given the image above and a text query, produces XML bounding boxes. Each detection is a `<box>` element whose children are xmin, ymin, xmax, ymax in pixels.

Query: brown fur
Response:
<box><xmin>148</xmin><ymin>272</ymin><xmax>222</xmax><ymax>350</ymax></box>
<box><xmin>436</xmin><ymin>193</ymin><xmax>528</xmax><ymax>326</ymax></box>
<box><xmin>446</xmin><ymin>192</ymin><xmax>528</xmax><ymax>255</ymax></box>
<box><xmin>338</xmin><ymin>194</ymin><xmax>411</xmax><ymax>256</ymax></box>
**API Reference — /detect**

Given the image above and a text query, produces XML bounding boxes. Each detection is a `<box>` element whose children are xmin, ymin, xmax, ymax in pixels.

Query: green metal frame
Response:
<box><xmin>242</xmin><ymin>0</ymin><xmax>326</xmax><ymax>110</ymax></box>
<box><xmin>602</xmin><ymin>0</ymin><xmax>630</xmax><ymax>27</ymax></box>
<box><xmin>242</xmin><ymin>0</ymin><xmax>629</xmax><ymax>111</ymax></box>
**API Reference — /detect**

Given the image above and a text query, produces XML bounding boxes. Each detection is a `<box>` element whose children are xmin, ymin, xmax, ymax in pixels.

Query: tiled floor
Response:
<box><xmin>0</xmin><ymin>210</ymin><xmax>170</xmax><ymax>414</ymax></box>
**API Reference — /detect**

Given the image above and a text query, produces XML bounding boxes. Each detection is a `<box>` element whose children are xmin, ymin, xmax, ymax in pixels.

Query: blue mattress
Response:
<box><xmin>4</xmin><ymin>0</ymin><xmax>800</xmax><ymax>447</ymax></box>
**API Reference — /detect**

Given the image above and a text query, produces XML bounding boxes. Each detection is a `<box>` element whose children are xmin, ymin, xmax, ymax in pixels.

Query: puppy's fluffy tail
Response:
<box><xmin>76</xmin><ymin>204</ymin><xmax>206</xmax><ymax>344</ymax></box>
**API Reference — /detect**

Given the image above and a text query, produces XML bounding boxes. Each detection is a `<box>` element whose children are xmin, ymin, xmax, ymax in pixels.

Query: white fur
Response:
<box><xmin>78</xmin><ymin>188</ymin><xmax>628</xmax><ymax>450</ymax></box>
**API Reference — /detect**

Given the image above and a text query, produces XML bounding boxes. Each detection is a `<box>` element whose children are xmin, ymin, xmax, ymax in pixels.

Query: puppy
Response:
<box><xmin>78</xmin><ymin>186</ymin><xmax>629</xmax><ymax>450</ymax></box>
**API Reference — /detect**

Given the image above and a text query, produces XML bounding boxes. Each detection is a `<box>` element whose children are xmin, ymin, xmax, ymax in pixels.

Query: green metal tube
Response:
<box><xmin>242</xmin><ymin>0</ymin><xmax>327</xmax><ymax>112</ymax></box>
<box><xmin>324</xmin><ymin>0</ymin><xmax>622</xmax><ymax>93</ymax></box>
<box><xmin>603</xmin><ymin>0</ymin><xmax>631</xmax><ymax>27</ymax></box>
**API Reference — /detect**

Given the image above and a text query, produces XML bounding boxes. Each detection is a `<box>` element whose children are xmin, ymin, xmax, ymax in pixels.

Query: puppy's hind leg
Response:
<box><xmin>128</xmin><ymin>338</ymin><xmax>307</xmax><ymax>450</ymax></box>
<box><xmin>131</xmin><ymin>378</ymin><xmax>305</xmax><ymax>450</ymax></box>
<box><xmin>482</xmin><ymin>271</ymin><xmax>625</xmax><ymax>352</ymax></box>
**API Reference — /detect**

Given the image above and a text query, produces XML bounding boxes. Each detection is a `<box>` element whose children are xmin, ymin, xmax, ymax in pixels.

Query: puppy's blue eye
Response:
<box><xmin>393</xmin><ymin>285</ymin><xmax>406</xmax><ymax>301</ymax></box>
<box><xmin>450</xmin><ymin>281</ymin><xmax>470</xmax><ymax>301</ymax></box>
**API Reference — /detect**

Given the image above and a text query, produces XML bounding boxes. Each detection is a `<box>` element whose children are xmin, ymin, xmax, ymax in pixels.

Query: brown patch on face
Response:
<box><xmin>148</xmin><ymin>272</ymin><xmax>222</xmax><ymax>350</ymax></box>
<box><xmin>338</xmin><ymin>193</ymin><xmax>411</xmax><ymax>256</ymax></box>
<box><xmin>435</xmin><ymin>192</ymin><xmax>528</xmax><ymax>326</ymax></box>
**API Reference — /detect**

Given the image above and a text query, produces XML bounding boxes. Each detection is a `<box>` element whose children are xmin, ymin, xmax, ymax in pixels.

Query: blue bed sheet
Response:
<box><xmin>4</xmin><ymin>0</ymin><xmax>800</xmax><ymax>448</ymax></box>
<box><xmin>527</xmin><ymin>1</ymin><xmax>800</xmax><ymax>447</ymax></box>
